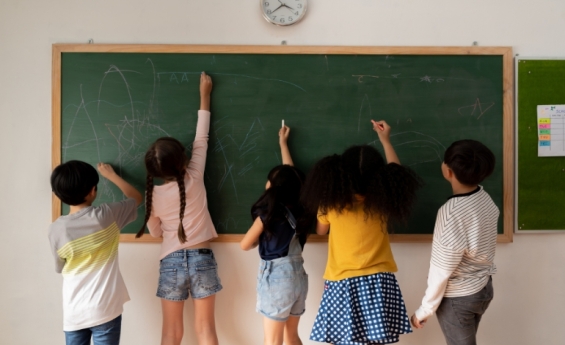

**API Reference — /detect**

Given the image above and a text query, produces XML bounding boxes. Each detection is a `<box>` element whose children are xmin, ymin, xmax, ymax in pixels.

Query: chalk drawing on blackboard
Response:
<box><xmin>358</xmin><ymin>94</ymin><xmax>372</xmax><ymax>133</ymax></box>
<box><xmin>157</xmin><ymin>72</ymin><xmax>306</xmax><ymax>92</ymax></box>
<box><xmin>367</xmin><ymin>131</ymin><xmax>447</xmax><ymax>167</ymax></box>
<box><xmin>457</xmin><ymin>98</ymin><xmax>495</xmax><ymax>119</ymax></box>
<box><xmin>353</xmin><ymin>74</ymin><xmax>379</xmax><ymax>83</ymax></box>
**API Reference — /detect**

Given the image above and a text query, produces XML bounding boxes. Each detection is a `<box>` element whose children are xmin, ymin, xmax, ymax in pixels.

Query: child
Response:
<box><xmin>240</xmin><ymin>125</ymin><xmax>313</xmax><ymax>345</ymax></box>
<box><xmin>411</xmin><ymin>140</ymin><xmax>498</xmax><ymax>345</ymax></box>
<box><xmin>48</xmin><ymin>160</ymin><xmax>142</xmax><ymax>345</ymax></box>
<box><xmin>303</xmin><ymin>120</ymin><xmax>422</xmax><ymax>344</ymax></box>
<box><xmin>136</xmin><ymin>72</ymin><xmax>222</xmax><ymax>345</ymax></box>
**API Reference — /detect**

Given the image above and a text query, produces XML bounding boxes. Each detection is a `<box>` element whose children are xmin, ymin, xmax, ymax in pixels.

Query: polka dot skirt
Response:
<box><xmin>309</xmin><ymin>272</ymin><xmax>412</xmax><ymax>344</ymax></box>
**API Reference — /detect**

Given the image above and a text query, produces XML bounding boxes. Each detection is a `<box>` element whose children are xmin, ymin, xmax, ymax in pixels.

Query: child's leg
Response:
<box><xmin>263</xmin><ymin>317</ymin><xmax>285</xmax><ymax>345</ymax></box>
<box><xmin>90</xmin><ymin>315</ymin><xmax>122</xmax><ymax>345</ymax></box>
<box><xmin>193</xmin><ymin>294</ymin><xmax>219</xmax><ymax>345</ymax></box>
<box><xmin>283</xmin><ymin>316</ymin><xmax>302</xmax><ymax>345</ymax></box>
<box><xmin>161</xmin><ymin>299</ymin><xmax>185</xmax><ymax>345</ymax></box>
<box><xmin>64</xmin><ymin>328</ymin><xmax>92</xmax><ymax>345</ymax></box>
<box><xmin>436</xmin><ymin>278</ymin><xmax>493</xmax><ymax>345</ymax></box>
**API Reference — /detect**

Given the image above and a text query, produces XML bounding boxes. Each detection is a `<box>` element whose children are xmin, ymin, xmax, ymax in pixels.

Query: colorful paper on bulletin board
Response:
<box><xmin>537</xmin><ymin>105</ymin><xmax>565</xmax><ymax>157</ymax></box>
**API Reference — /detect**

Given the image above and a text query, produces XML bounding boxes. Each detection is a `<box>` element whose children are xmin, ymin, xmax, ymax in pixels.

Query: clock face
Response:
<box><xmin>261</xmin><ymin>0</ymin><xmax>307</xmax><ymax>26</ymax></box>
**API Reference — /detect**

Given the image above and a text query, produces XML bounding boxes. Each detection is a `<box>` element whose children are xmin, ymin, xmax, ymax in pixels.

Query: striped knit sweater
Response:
<box><xmin>415</xmin><ymin>186</ymin><xmax>499</xmax><ymax>321</ymax></box>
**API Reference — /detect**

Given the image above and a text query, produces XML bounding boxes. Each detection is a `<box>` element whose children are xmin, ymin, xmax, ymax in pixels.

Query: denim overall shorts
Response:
<box><xmin>256</xmin><ymin>233</ymin><xmax>308</xmax><ymax>321</ymax></box>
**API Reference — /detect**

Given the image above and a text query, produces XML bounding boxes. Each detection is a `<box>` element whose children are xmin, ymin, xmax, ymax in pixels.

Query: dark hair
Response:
<box><xmin>137</xmin><ymin>137</ymin><xmax>189</xmax><ymax>242</ymax></box>
<box><xmin>251</xmin><ymin>165</ymin><xmax>314</xmax><ymax>239</ymax></box>
<box><xmin>444</xmin><ymin>140</ymin><xmax>495</xmax><ymax>186</ymax></box>
<box><xmin>301</xmin><ymin>145</ymin><xmax>422</xmax><ymax>232</ymax></box>
<box><xmin>51</xmin><ymin>160</ymin><xmax>99</xmax><ymax>206</ymax></box>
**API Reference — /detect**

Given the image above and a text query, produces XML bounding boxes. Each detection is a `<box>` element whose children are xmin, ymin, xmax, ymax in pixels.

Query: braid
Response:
<box><xmin>136</xmin><ymin>174</ymin><xmax>154</xmax><ymax>238</ymax></box>
<box><xmin>176</xmin><ymin>174</ymin><xmax>187</xmax><ymax>243</ymax></box>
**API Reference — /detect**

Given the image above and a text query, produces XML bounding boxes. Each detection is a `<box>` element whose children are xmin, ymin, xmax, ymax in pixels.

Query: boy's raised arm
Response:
<box><xmin>97</xmin><ymin>163</ymin><xmax>142</xmax><ymax>206</ymax></box>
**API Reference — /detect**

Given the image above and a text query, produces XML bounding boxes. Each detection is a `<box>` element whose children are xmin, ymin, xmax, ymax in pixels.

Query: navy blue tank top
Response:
<box><xmin>255</xmin><ymin>206</ymin><xmax>306</xmax><ymax>261</ymax></box>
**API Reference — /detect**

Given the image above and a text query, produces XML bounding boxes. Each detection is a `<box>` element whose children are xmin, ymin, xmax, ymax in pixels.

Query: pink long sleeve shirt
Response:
<box><xmin>147</xmin><ymin>110</ymin><xmax>218</xmax><ymax>259</ymax></box>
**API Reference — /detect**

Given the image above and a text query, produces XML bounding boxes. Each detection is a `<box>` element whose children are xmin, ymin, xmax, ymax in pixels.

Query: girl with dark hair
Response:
<box><xmin>137</xmin><ymin>73</ymin><xmax>222</xmax><ymax>345</ymax></box>
<box><xmin>305</xmin><ymin>120</ymin><xmax>422</xmax><ymax>345</ymax></box>
<box><xmin>241</xmin><ymin>125</ymin><xmax>313</xmax><ymax>345</ymax></box>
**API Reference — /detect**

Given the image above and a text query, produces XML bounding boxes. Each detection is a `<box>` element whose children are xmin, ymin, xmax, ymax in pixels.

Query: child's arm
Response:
<box><xmin>371</xmin><ymin>120</ymin><xmax>400</xmax><ymax>165</ymax></box>
<box><xmin>188</xmin><ymin>72</ymin><xmax>213</xmax><ymax>177</ymax></box>
<box><xmin>97</xmin><ymin>163</ymin><xmax>142</xmax><ymax>206</ymax></box>
<box><xmin>279</xmin><ymin>125</ymin><xmax>294</xmax><ymax>166</ymax></box>
<box><xmin>240</xmin><ymin>217</ymin><xmax>264</xmax><ymax>250</ymax></box>
<box><xmin>411</xmin><ymin>209</ymin><xmax>464</xmax><ymax>328</ymax></box>
<box><xmin>316</xmin><ymin>222</ymin><xmax>330</xmax><ymax>235</ymax></box>
<box><xmin>200</xmin><ymin>72</ymin><xmax>212</xmax><ymax>111</ymax></box>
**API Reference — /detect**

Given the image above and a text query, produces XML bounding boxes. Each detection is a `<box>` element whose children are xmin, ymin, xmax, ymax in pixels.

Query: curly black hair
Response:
<box><xmin>301</xmin><ymin>145</ymin><xmax>423</xmax><ymax>232</ymax></box>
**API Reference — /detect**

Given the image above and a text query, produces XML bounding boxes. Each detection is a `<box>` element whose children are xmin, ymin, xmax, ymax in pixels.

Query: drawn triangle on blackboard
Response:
<box><xmin>457</xmin><ymin>98</ymin><xmax>495</xmax><ymax>119</ymax></box>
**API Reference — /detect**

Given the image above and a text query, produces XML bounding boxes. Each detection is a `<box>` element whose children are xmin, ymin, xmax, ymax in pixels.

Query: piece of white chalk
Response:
<box><xmin>282</xmin><ymin>119</ymin><xmax>285</xmax><ymax>128</ymax></box>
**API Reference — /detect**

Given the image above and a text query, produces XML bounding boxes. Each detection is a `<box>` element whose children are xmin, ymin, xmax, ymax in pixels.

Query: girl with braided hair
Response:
<box><xmin>137</xmin><ymin>72</ymin><xmax>221</xmax><ymax>345</ymax></box>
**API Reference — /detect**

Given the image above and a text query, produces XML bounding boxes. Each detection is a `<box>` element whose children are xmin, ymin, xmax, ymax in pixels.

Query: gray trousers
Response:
<box><xmin>436</xmin><ymin>277</ymin><xmax>493</xmax><ymax>345</ymax></box>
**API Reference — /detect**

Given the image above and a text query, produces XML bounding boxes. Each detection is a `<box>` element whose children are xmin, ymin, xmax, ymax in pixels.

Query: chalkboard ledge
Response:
<box><xmin>119</xmin><ymin>234</ymin><xmax>511</xmax><ymax>243</ymax></box>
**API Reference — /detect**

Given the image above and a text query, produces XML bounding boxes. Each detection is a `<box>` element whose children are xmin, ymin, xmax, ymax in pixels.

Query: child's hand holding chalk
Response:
<box><xmin>371</xmin><ymin>119</ymin><xmax>391</xmax><ymax>142</ymax></box>
<box><xmin>279</xmin><ymin>121</ymin><xmax>290</xmax><ymax>145</ymax></box>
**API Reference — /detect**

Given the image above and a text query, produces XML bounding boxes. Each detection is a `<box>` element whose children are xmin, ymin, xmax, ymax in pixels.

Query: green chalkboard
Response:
<box><xmin>517</xmin><ymin>58</ymin><xmax>565</xmax><ymax>231</ymax></box>
<box><xmin>53</xmin><ymin>45</ymin><xmax>513</xmax><ymax>241</ymax></box>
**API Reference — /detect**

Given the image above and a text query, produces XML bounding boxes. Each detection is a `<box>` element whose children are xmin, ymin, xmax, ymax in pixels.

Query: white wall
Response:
<box><xmin>1</xmin><ymin>0</ymin><xmax>565</xmax><ymax>344</ymax></box>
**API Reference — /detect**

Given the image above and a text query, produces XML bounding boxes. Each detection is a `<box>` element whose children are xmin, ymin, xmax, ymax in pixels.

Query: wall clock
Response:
<box><xmin>261</xmin><ymin>0</ymin><xmax>307</xmax><ymax>26</ymax></box>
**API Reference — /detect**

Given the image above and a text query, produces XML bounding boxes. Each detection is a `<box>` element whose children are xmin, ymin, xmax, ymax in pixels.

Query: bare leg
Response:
<box><xmin>263</xmin><ymin>317</ymin><xmax>285</xmax><ymax>345</ymax></box>
<box><xmin>283</xmin><ymin>316</ymin><xmax>303</xmax><ymax>345</ymax></box>
<box><xmin>161</xmin><ymin>299</ymin><xmax>185</xmax><ymax>345</ymax></box>
<box><xmin>193</xmin><ymin>295</ymin><xmax>219</xmax><ymax>345</ymax></box>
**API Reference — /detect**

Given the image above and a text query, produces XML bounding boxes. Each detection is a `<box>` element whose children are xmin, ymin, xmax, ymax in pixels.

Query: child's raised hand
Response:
<box><xmin>200</xmin><ymin>72</ymin><xmax>213</xmax><ymax>97</ymax></box>
<box><xmin>97</xmin><ymin>163</ymin><xmax>117</xmax><ymax>179</ymax></box>
<box><xmin>371</xmin><ymin>119</ymin><xmax>391</xmax><ymax>142</ymax></box>
<box><xmin>200</xmin><ymin>72</ymin><xmax>212</xmax><ymax>111</ymax></box>
<box><xmin>279</xmin><ymin>125</ymin><xmax>290</xmax><ymax>145</ymax></box>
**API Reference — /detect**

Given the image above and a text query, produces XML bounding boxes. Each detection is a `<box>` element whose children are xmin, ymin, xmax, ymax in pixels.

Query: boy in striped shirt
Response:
<box><xmin>411</xmin><ymin>140</ymin><xmax>499</xmax><ymax>345</ymax></box>
<box><xmin>48</xmin><ymin>161</ymin><xmax>142</xmax><ymax>345</ymax></box>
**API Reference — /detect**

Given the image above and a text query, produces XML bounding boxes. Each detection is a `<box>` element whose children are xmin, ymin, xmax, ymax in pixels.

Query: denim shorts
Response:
<box><xmin>256</xmin><ymin>255</ymin><xmax>308</xmax><ymax>321</ymax></box>
<box><xmin>64</xmin><ymin>315</ymin><xmax>121</xmax><ymax>345</ymax></box>
<box><xmin>157</xmin><ymin>248</ymin><xmax>222</xmax><ymax>301</ymax></box>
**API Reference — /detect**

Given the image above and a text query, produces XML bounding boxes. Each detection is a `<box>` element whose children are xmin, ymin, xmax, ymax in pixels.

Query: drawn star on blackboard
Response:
<box><xmin>420</xmin><ymin>76</ymin><xmax>432</xmax><ymax>83</ymax></box>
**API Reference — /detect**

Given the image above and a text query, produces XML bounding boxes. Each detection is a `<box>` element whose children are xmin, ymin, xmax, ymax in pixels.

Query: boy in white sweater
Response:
<box><xmin>411</xmin><ymin>140</ymin><xmax>499</xmax><ymax>345</ymax></box>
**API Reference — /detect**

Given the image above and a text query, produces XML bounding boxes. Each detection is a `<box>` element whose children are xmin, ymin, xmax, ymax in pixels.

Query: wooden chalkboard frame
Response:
<box><xmin>52</xmin><ymin>44</ymin><xmax>514</xmax><ymax>243</ymax></box>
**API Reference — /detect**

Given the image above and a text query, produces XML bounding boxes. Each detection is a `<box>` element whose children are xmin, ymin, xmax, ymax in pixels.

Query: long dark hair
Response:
<box><xmin>137</xmin><ymin>137</ymin><xmax>189</xmax><ymax>243</ymax></box>
<box><xmin>251</xmin><ymin>165</ymin><xmax>313</xmax><ymax>239</ymax></box>
<box><xmin>301</xmin><ymin>145</ymin><xmax>423</xmax><ymax>232</ymax></box>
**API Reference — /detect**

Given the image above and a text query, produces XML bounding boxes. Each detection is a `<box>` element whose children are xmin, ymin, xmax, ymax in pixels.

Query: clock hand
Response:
<box><xmin>271</xmin><ymin>4</ymin><xmax>284</xmax><ymax>13</ymax></box>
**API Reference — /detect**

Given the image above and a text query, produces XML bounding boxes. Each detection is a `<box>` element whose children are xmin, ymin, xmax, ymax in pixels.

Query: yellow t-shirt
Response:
<box><xmin>318</xmin><ymin>201</ymin><xmax>397</xmax><ymax>281</ymax></box>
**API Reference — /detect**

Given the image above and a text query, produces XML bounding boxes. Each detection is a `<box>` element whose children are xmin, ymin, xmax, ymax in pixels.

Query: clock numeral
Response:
<box><xmin>267</xmin><ymin>9</ymin><xmax>272</xmax><ymax>14</ymax></box>
<box><xmin>288</xmin><ymin>16</ymin><xmax>293</xmax><ymax>21</ymax></box>
<box><xmin>264</xmin><ymin>2</ymin><xmax>269</xmax><ymax>6</ymax></box>
<box><xmin>295</xmin><ymin>11</ymin><xmax>299</xmax><ymax>15</ymax></box>
<box><xmin>280</xmin><ymin>18</ymin><xmax>285</xmax><ymax>23</ymax></box>
<box><xmin>297</xmin><ymin>3</ymin><xmax>302</xmax><ymax>8</ymax></box>
<box><xmin>272</xmin><ymin>15</ymin><xmax>277</xmax><ymax>20</ymax></box>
